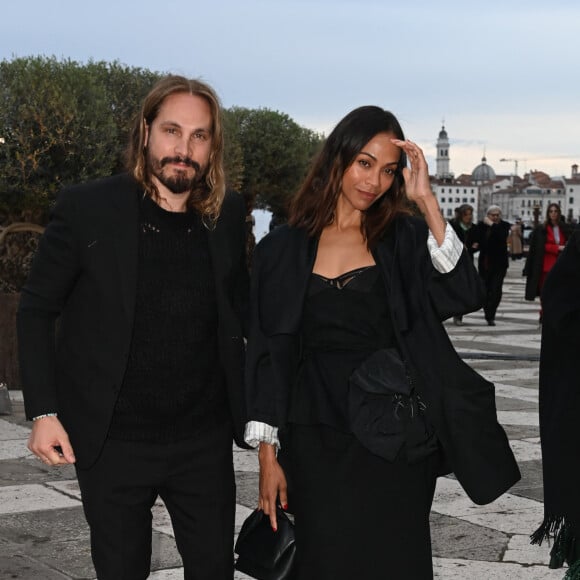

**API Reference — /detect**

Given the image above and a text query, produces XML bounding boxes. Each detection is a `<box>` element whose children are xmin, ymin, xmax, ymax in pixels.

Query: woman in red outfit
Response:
<box><xmin>524</xmin><ymin>203</ymin><xmax>570</xmax><ymax>321</ymax></box>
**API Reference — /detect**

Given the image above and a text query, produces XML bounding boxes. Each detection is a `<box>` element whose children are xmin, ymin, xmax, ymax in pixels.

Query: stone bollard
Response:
<box><xmin>0</xmin><ymin>383</ymin><xmax>12</xmax><ymax>415</ymax></box>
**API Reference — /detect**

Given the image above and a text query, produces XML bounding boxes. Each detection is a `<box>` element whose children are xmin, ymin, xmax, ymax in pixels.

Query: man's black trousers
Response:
<box><xmin>76</xmin><ymin>418</ymin><xmax>235</xmax><ymax>580</ymax></box>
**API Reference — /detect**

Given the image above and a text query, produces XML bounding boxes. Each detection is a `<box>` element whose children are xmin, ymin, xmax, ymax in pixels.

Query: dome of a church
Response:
<box><xmin>438</xmin><ymin>126</ymin><xmax>448</xmax><ymax>139</ymax></box>
<box><xmin>472</xmin><ymin>156</ymin><xmax>496</xmax><ymax>182</ymax></box>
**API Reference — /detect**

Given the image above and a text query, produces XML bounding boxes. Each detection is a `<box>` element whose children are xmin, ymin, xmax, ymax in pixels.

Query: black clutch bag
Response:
<box><xmin>234</xmin><ymin>506</ymin><xmax>296</xmax><ymax>580</ymax></box>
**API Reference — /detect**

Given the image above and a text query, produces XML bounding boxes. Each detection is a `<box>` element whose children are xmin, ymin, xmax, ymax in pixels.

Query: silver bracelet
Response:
<box><xmin>32</xmin><ymin>413</ymin><xmax>58</xmax><ymax>421</ymax></box>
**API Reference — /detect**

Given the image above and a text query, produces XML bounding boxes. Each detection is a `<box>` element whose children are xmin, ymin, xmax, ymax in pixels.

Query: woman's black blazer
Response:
<box><xmin>245</xmin><ymin>216</ymin><xmax>520</xmax><ymax>505</ymax></box>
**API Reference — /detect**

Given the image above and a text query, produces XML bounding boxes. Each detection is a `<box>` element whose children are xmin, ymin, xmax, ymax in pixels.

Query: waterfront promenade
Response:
<box><xmin>0</xmin><ymin>266</ymin><xmax>565</xmax><ymax>579</ymax></box>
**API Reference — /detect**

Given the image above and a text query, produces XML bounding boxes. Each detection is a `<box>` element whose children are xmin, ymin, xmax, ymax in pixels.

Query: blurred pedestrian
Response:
<box><xmin>510</xmin><ymin>218</ymin><xmax>524</xmax><ymax>260</ymax></box>
<box><xmin>450</xmin><ymin>203</ymin><xmax>478</xmax><ymax>325</ymax></box>
<box><xmin>474</xmin><ymin>205</ymin><xmax>511</xmax><ymax>326</ymax></box>
<box><xmin>524</xmin><ymin>203</ymin><xmax>570</xmax><ymax>324</ymax></box>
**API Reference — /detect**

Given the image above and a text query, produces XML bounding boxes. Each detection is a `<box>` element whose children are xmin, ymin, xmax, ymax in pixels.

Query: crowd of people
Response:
<box><xmin>16</xmin><ymin>74</ymin><xmax>578</xmax><ymax>579</ymax></box>
<box><xmin>449</xmin><ymin>202</ymin><xmax>576</xmax><ymax>327</ymax></box>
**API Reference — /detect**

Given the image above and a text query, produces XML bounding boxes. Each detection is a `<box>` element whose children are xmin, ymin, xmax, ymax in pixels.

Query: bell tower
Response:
<box><xmin>436</xmin><ymin>122</ymin><xmax>453</xmax><ymax>179</ymax></box>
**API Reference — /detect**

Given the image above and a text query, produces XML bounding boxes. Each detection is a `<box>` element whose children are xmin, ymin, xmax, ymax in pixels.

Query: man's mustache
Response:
<box><xmin>160</xmin><ymin>156</ymin><xmax>201</xmax><ymax>172</ymax></box>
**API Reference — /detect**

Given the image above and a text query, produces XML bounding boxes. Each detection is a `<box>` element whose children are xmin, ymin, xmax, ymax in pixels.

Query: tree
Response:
<box><xmin>222</xmin><ymin>109</ymin><xmax>245</xmax><ymax>193</ymax></box>
<box><xmin>85</xmin><ymin>61</ymin><xmax>162</xmax><ymax>173</ymax></box>
<box><xmin>0</xmin><ymin>56</ymin><xmax>323</xmax><ymax>225</ymax></box>
<box><xmin>226</xmin><ymin>107</ymin><xmax>323</xmax><ymax>219</ymax></box>
<box><xmin>0</xmin><ymin>56</ymin><xmax>121</xmax><ymax>220</ymax></box>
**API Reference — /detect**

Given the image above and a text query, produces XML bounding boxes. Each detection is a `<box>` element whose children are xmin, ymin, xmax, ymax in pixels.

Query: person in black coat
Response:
<box><xmin>18</xmin><ymin>76</ymin><xmax>249</xmax><ymax>580</ymax></box>
<box><xmin>473</xmin><ymin>205</ymin><xmax>511</xmax><ymax>325</ymax></box>
<box><xmin>244</xmin><ymin>106</ymin><xmax>520</xmax><ymax>580</ymax></box>
<box><xmin>449</xmin><ymin>203</ymin><xmax>478</xmax><ymax>325</ymax></box>
<box><xmin>531</xmin><ymin>230</ymin><xmax>580</xmax><ymax>578</ymax></box>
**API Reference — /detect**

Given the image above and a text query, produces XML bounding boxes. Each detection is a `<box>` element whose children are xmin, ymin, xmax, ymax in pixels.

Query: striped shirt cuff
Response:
<box><xmin>244</xmin><ymin>421</ymin><xmax>280</xmax><ymax>449</ymax></box>
<box><xmin>427</xmin><ymin>223</ymin><xmax>464</xmax><ymax>273</ymax></box>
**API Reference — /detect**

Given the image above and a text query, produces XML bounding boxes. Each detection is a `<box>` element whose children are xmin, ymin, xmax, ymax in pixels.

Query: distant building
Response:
<box><xmin>505</xmin><ymin>171</ymin><xmax>566</xmax><ymax>225</ymax></box>
<box><xmin>431</xmin><ymin>124</ymin><xmax>480</xmax><ymax>220</ymax></box>
<box><xmin>471</xmin><ymin>156</ymin><xmax>497</xmax><ymax>184</ymax></box>
<box><xmin>561</xmin><ymin>164</ymin><xmax>580</xmax><ymax>223</ymax></box>
<box><xmin>429</xmin><ymin>124</ymin><xmax>577</xmax><ymax>224</ymax></box>
<box><xmin>431</xmin><ymin>179</ymin><xmax>479</xmax><ymax>221</ymax></box>
<box><xmin>435</xmin><ymin>125</ymin><xmax>453</xmax><ymax>180</ymax></box>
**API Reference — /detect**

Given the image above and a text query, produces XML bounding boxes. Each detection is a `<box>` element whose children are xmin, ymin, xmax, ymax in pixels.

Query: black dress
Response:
<box><xmin>279</xmin><ymin>266</ymin><xmax>438</xmax><ymax>580</ymax></box>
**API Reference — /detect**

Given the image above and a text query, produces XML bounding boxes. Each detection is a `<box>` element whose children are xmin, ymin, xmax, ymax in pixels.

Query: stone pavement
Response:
<box><xmin>0</xmin><ymin>265</ymin><xmax>566</xmax><ymax>579</ymax></box>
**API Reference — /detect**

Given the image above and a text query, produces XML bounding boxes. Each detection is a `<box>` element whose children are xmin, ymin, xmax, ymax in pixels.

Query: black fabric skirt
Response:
<box><xmin>279</xmin><ymin>423</ymin><xmax>438</xmax><ymax>580</ymax></box>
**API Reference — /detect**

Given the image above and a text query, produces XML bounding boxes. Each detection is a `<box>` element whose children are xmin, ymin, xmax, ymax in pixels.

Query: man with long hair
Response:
<box><xmin>17</xmin><ymin>75</ymin><xmax>249</xmax><ymax>579</ymax></box>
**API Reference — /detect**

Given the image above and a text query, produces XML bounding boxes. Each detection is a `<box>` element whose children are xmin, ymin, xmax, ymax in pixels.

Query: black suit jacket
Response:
<box><xmin>245</xmin><ymin>216</ymin><xmax>520</xmax><ymax>505</ymax></box>
<box><xmin>474</xmin><ymin>219</ymin><xmax>511</xmax><ymax>273</ymax></box>
<box><xmin>18</xmin><ymin>174</ymin><xmax>249</xmax><ymax>468</ymax></box>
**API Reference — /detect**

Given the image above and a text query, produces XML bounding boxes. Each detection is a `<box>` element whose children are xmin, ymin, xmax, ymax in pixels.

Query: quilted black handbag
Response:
<box><xmin>234</xmin><ymin>506</ymin><xmax>296</xmax><ymax>580</ymax></box>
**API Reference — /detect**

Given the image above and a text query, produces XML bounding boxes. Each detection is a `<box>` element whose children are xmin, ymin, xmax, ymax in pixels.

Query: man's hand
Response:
<box><xmin>28</xmin><ymin>415</ymin><xmax>76</xmax><ymax>465</ymax></box>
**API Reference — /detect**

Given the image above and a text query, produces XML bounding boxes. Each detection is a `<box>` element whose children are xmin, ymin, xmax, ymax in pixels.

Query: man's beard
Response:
<box><xmin>148</xmin><ymin>153</ymin><xmax>207</xmax><ymax>195</ymax></box>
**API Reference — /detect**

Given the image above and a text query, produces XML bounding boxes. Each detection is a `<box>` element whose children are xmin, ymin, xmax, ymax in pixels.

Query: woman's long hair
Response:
<box><xmin>544</xmin><ymin>203</ymin><xmax>562</xmax><ymax>228</ymax></box>
<box><xmin>125</xmin><ymin>75</ymin><xmax>226</xmax><ymax>224</ymax></box>
<box><xmin>288</xmin><ymin>106</ymin><xmax>411</xmax><ymax>248</ymax></box>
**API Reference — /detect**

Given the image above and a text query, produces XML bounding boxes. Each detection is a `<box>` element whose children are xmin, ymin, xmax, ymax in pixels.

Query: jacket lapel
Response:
<box><xmin>207</xmin><ymin>217</ymin><xmax>232</xmax><ymax>294</ymax></box>
<box><xmin>259</xmin><ymin>227</ymin><xmax>317</xmax><ymax>336</ymax></box>
<box><xmin>373</xmin><ymin>219</ymin><xmax>410</xmax><ymax>333</ymax></box>
<box><xmin>110</xmin><ymin>180</ymin><xmax>140</xmax><ymax>325</ymax></box>
<box><xmin>207</xmin><ymin>216</ymin><xmax>237</xmax><ymax>336</ymax></box>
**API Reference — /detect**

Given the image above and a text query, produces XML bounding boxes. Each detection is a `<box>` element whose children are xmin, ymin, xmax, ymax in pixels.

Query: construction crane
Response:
<box><xmin>500</xmin><ymin>158</ymin><xmax>520</xmax><ymax>177</ymax></box>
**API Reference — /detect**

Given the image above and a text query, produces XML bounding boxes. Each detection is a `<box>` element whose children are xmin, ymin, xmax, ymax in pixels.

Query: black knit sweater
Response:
<box><xmin>108</xmin><ymin>195</ymin><xmax>226</xmax><ymax>442</ymax></box>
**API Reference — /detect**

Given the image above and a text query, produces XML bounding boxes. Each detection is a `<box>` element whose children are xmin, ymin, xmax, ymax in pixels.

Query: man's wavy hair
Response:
<box><xmin>289</xmin><ymin>106</ymin><xmax>410</xmax><ymax>248</ymax></box>
<box><xmin>126</xmin><ymin>75</ymin><xmax>225</xmax><ymax>224</ymax></box>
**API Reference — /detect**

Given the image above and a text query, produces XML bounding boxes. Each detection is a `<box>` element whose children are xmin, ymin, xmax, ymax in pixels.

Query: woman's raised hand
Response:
<box><xmin>391</xmin><ymin>139</ymin><xmax>432</xmax><ymax>204</ymax></box>
<box><xmin>391</xmin><ymin>138</ymin><xmax>446</xmax><ymax>244</ymax></box>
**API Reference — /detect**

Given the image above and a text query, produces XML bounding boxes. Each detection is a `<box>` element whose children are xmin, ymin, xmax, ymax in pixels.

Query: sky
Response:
<box><xmin>2</xmin><ymin>0</ymin><xmax>579</xmax><ymax>179</ymax></box>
